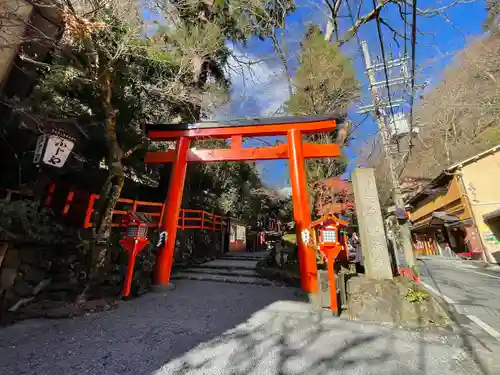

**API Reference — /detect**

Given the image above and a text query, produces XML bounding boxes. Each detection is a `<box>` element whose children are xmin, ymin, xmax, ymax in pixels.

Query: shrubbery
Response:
<box><xmin>0</xmin><ymin>200</ymin><xmax>71</xmax><ymax>245</ymax></box>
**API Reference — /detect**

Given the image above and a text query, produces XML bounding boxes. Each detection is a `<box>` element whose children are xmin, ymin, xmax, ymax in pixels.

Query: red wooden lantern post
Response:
<box><xmin>304</xmin><ymin>214</ymin><xmax>348</xmax><ymax>315</ymax></box>
<box><xmin>119</xmin><ymin>212</ymin><xmax>151</xmax><ymax>297</ymax></box>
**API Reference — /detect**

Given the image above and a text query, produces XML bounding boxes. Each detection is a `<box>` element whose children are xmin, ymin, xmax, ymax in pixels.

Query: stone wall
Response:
<box><xmin>1</xmin><ymin>243</ymin><xmax>86</xmax><ymax>312</ymax></box>
<box><xmin>0</xmin><ymin>228</ymin><xmax>224</xmax><ymax>315</ymax></box>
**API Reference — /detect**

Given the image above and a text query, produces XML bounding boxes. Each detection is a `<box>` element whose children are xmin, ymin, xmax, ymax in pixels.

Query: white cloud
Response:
<box><xmin>212</xmin><ymin>43</ymin><xmax>291</xmax><ymax>119</ymax></box>
<box><xmin>277</xmin><ymin>186</ymin><xmax>292</xmax><ymax>197</ymax></box>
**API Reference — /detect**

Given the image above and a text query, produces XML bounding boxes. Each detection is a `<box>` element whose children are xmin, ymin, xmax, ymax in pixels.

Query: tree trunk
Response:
<box><xmin>78</xmin><ymin>68</ymin><xmax>125</xmax><ymax>301</ymax></box>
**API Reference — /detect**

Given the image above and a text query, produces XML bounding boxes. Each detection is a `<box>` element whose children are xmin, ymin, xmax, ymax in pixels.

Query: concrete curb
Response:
<box><xmin>419</xmin><ymin>260</ymin><xmax>492</xmax><ymax>375</ymax></box>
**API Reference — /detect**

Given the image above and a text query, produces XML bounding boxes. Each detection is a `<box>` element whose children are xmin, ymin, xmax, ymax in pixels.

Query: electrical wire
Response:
<box><xmin>398</xmin><ymin>0</ymin><xmax>418</xmax><ymax>177</ymax></box>
<box><xmin>345</xmin><ymin>0</ymin><xmax>382</xmax><ymax>143</ymax></box>
<box><xmin>371</xmin><ymin>0</ymin><xmax>401</xmax><ymax>152</ymax></box>
<box><xmin>407</xmin><ymin>0</ymin><xmax>418</xmax><ymax>149</ymax></box>
<box><xmin>404</xmin><ymin>1</ymin><xmax>408</xmax><ymax>57</ymax></box>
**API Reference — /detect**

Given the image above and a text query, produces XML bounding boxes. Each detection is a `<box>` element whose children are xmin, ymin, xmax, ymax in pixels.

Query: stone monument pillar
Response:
<box><xmin>351</xmin><ymin>167</ymin><xmax>393</xmax><ymax>280</ymax></box>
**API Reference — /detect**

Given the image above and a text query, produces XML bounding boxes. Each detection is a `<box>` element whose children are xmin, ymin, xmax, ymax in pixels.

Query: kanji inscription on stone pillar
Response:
<box><xmin>351</xmin><ymin>167</ymin><xmax>393</xmax><ymax>280</ymax></box>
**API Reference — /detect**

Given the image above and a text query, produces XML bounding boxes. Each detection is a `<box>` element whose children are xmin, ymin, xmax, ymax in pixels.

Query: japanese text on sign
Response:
<box><xmin>42</xmin><ymin>135</ymin><xmax>75</xmax><ymax>168</ymax></box>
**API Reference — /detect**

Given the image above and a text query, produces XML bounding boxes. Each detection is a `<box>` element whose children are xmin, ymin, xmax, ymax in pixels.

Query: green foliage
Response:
<box><xmin>286</xmin><ymin>25</ymin><xmax>360</xmax><ymax>117</ymax></box>
<box><xmin>197</xmin><ymin>160</ymin><xmax>275</xmax><ymax>223</ymax></box>
<box><xmin>5</xmin><ymin>1</ymin><xmax>294</xmax><ymax>242</ymax></box>
<box><xmin>0</xmin><ymin>201</ymin><xmax>69</xmax><ymax>245</ymax></box>
<box><xmin>285</xmin><ymin>25</ymin><xmax>359</xmax><ymax>217</ymax></box>
<box><xmin>165</xmin><ymin>0</ymin><xmax>295</xmax><ymax>42</ymax></box>
<box><xmin>21</xmin><ymin>2</ymin><xmax>236</xmax><ymax>186</ymax></box>
<box><xmin>404</xmin><ymin>287</ymin><xmax>429</xmax><ymax>304</ymax></box>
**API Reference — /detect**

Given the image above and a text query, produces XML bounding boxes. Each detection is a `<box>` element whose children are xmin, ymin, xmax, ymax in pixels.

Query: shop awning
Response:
<box><xmin>410</xmin><ymin>211</ymin><xmax>459</xmax><ymax>232</ymax></box>
<box><xmin>432</xmin><ymin>211</ymin><xmax>460</xmax><ymax>223</ymax></box>
<box><xmin>483</xmin><ymin>208</ymin><xmax>500</xmax><ymax>222</ymax></box>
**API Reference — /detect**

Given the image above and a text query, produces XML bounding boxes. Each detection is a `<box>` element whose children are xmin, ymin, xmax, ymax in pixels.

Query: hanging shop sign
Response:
<box><xmin>34</xmin><ymin>129</ymin><xmax>77</xmax><ymax>168</ymax></box>
<box><xmin>42</xmin><ymin>135</ymin><xmax>75</xmax><ymax>168</ymax></box>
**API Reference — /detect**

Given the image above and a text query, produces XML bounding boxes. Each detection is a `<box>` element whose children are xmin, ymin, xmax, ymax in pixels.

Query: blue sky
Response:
<box><xmin>143</xmin><ymin>1</ymin><xmax>488</xmax><ymax>188</ymax></box>
<box><xmin>220</xmin><ymin>0</ymin><xmax>487</xmax><ymax>188</ymax></box>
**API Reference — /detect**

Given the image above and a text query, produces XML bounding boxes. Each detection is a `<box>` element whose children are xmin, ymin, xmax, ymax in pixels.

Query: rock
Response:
<box><xmin>345</xmin><ymin>275</ymin><xmax>452</xmax><ymax>332</ymax></box>
<box><xmin>48</xmin><ymin>281</ymin><xmax>80</xmax><ymax>293</ymax></box>
<box><xmin>12</xmin><ymin>278</ymin><xmax>32</xmax><ymax>297</ymax></box>
<box><xmin>107</xmin><ymin>273</ymin><xmax>123</xmax><ymax>286</ymax></box>
<box><xmin>20</xmin><ymin>248</ymin><xmax>39</xmax><ymax>265</ymax></box>
<box><xmin>2</xmin><ymin>247</ymin><xmax>21</xmax><ymax>269</ymax></box>
<box><xmin>141</xmin><ymin>260</ymin><xmax>153</xmax><ymax>273</ymax></box>
<box><xmin>83</xmin><ymin>299</ymin><xmax>108</xmax><ymax>311</ymax></box>
<box><xmin>0</xmin><ymin>267</ymin><xmax>18</xmax><ymax>291</ymax></box>
<box><xmin>19</xmin><ymin>265</ymin><xmax>46</xmax><ymax>285</ymax></box>
<box><xmin>48</xmin><ymin>291</ymin><xmax>70</xmax><ymax>301</ymax></box>
<box><xmin>39</xmin><ymin>259</ymin><xmax>52</xmax><ymax>270</ymax></box>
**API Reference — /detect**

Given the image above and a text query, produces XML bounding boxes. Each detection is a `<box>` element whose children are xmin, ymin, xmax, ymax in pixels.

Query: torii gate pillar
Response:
<box><xmin>156</xmin><ymin>137</ymin><xmax>190</xmax><ymax>286</ymax></box>
<box><xmin>288</xmin><ymin>129</ymin><xmax>317</xmax><ymax>292</ymax></box>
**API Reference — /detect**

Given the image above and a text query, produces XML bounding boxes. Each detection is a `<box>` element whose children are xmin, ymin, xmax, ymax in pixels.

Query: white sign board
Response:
<box><xmin>33</xmin><ymin>134</ymin><xmax>47</xmax><ymax>164</ymax></box>
<box><xmin>42</xmin><ymin>135</ymin><xmax>75</xmax><ymax>168</ymax></box>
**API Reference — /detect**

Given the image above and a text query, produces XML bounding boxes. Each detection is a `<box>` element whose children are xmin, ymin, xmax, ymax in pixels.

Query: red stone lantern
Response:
<box><xmin>119</xmin><ymin>212</ymin><xmax>152</xmax><ymax>297</ymax></box>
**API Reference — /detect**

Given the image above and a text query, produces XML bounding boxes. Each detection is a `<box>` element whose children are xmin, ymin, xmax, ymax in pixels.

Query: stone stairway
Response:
<box><xmin>171</xmin><ymin>251</ymin><xmax>274</xmax><ymax>286</ymax></box>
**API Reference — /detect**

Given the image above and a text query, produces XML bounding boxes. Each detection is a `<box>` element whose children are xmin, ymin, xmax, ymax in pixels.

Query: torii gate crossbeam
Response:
<box><xmin>145</xmin><ymin>115</ymin><xmax>341</xmax><ymax>295</ymax></box>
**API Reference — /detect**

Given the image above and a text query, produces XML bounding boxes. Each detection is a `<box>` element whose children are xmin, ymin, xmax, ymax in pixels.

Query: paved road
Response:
<box><xmin>419</xmin><ymin>256</ymin><xmax>500</xmax><ymax>374</ymax></box>
<box><xmin>0</xmin><ymin>253</ymin><xmax>481</xmax><ymax>375</ymax></box>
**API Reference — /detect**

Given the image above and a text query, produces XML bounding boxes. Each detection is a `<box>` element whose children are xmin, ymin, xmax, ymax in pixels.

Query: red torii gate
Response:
<box><xmin>145</xmin><ymin>116</ymin><xmax>340</xmax><ymax>294</ymax></box>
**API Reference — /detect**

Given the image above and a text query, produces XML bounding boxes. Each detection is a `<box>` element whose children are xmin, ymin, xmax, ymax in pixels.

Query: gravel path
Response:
<box><xmin>0</xmin><ymin>254</ymin><xmax>483</xmax><ymax>375</ymax></box>
<box><xmin>0</xmin><ymin>278</ymin><xmax>481</xmax><ymax>375</ymax></box>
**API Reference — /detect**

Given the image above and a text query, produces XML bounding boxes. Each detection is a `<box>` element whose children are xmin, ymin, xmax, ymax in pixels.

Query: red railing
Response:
<box><xmin>83</xmin><ymin>194</ymin><xmax>227</xmax><ymax>231</ymax></box>
<box><xmin>179</xmin><ymin>209</ymin><xmax>227</xmax><ymax>231</ymax></box>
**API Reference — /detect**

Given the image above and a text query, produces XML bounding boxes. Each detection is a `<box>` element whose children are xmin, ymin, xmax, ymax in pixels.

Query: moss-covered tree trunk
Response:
<box><xmin>79</xmin><ymin>68</ymin><xmax>125</xmax><ymax>301</ymax></box>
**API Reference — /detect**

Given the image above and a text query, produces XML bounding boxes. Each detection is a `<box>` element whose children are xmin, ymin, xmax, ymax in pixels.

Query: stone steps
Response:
<box><xmin>218</xmin><ymin>255</ymin><xmax>265</xmax><ymax>261</ymax></box>
<box><xmin>171</xmin><ymin>252</ymin><xmax>271</xmax><ymax>286</ymax></box>
<box><xmin>183</xmin><ymin>263</ymin><xmax>257</xmax><ymax>271</ymax></box>
<box><xmin>171</xmin><ymin>272</ymin><xmax>274</xmax><ymax>286</ymax></box>
<box><xmin>174</xmin><ymin>267</ymin><xmax>262</xmax><ymax>278</ymax></box>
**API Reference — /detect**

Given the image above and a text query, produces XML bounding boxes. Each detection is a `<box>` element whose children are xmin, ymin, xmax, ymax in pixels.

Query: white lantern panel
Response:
<box><xmin>42</xmin><ymin>135</ymin><xmax>75</xmax><ymax>168</ymax></box>
<box><xmin>322</xmin><ymin>230</ymin><xmax>336</xmax><ymax>243</ymax></box>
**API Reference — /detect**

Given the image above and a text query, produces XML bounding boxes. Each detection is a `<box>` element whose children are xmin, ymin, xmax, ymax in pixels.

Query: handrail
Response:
<box><xmin>83</xmin><ymin>193</ymin><xmax>227</xmax><ymax>231</ymax></box>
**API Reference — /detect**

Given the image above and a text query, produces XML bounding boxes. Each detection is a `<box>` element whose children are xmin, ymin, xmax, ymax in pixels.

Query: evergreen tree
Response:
<box><xmin>286</xmin><ymin>25</ymin><xmax>359</xmax><ymax>217</ymax></box>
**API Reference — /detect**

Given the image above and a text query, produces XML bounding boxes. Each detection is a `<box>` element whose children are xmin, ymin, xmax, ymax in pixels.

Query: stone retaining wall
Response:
<box><xmin>0</xmin><ymin>228</ymin><xmax>224</xmax><ymax>315</ymax></box>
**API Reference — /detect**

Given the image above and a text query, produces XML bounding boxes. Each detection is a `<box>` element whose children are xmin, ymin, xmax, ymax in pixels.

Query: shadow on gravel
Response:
<box><xmin>151</xmin><ymin>309</ymin><xmax>396</xmax><ymax>375</ymax></box>
<box><xmin>0</xmin><ymin>275</ymin><xmax>479</xmax><ymax>375</ymax></box>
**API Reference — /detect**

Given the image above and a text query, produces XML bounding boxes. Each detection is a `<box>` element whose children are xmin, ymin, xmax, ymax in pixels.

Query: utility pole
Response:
<box><xmin>360</xmin><ymin>40</ymin><xmax>415</xmax><ymax>268</ymax></box>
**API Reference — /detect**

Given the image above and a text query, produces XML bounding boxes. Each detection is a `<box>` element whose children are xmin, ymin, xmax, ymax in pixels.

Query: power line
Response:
<box><xmin>404</xmin><ymin>1</ymin><xmax>408</xmax><ymax>56</ymax></box>
<box><xmin>398</xmin><ymin>0</ymin><xmax>419</xmax><ymax>177</ymax></box>
<box><xmin>360</xmin><ymin>40</ymin><xmax>415</xmax><ymax>268</ymax></box>
<box><xmin>408</xmin><ymin>0</ymin><xmax>418</xmax><ymax>148</ymax></box>
<box><xmin>371</xmin><ymin>0</ymin><xmax>401</xmax><ymax>152</ymax></box>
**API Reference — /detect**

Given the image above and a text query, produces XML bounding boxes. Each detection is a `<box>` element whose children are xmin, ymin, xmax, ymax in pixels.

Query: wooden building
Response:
<box><xmin>407</xmin><ymin>145</ymin><xmax>500</xmax><ymax>262</ymax></box>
